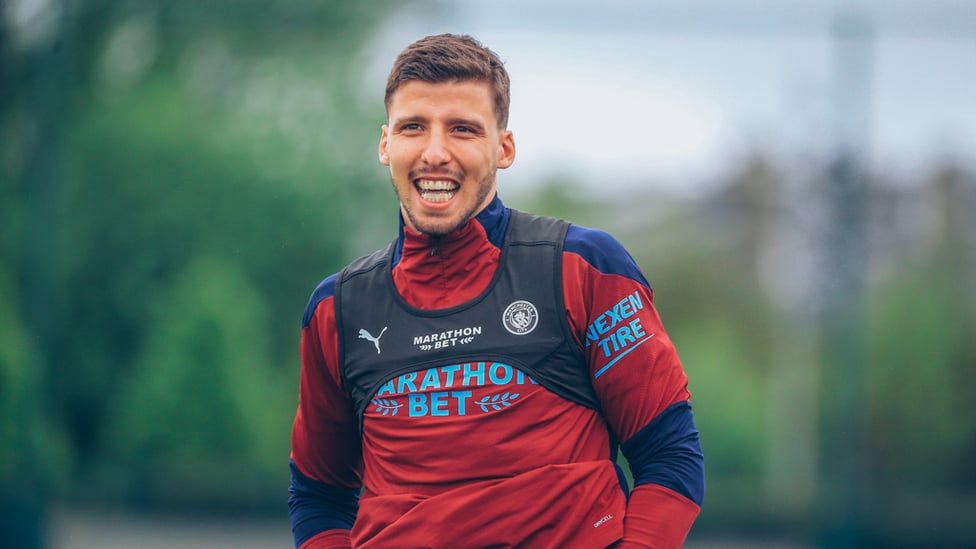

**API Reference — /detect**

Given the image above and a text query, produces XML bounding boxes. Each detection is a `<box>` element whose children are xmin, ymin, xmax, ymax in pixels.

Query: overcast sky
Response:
<box><xmin>364</xmin><ymin>0</ymin><xmax>976</xmax><ymax>194</ymax></box>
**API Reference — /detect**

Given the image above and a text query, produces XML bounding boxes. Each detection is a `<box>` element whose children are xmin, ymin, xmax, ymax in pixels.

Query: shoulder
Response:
<box><xmin>302</xmin><ymin>273</ymin><xmax>338</xmax><ymax>328</ymax></box>
<box><xmin>506</xmin><ymin>208</ymin><xmax>568</xmax><ymax>244</ymax></box>
<box><xmin>563</xmin><ymin>224</ymin><xmax>649</xmax><ymax>286</ymax></box>
<box><xmin>302</xmin><ymin>241</ymin><xmax>396</xmax><ymax>328</ymax></box>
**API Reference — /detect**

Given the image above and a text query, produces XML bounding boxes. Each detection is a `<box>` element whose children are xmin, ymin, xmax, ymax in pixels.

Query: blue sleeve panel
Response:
<box><xmin>564</xmin><ymin>225</ymin><xmax>652</xmax><ymax>289</ymax></box>
<box><xmin>288</xmin><ymin>460</ymin><xmax>360</xmax><ymax>547</ymax></box>
<box><xmin>620</xmin><ymin>400</ymin><xmax>706</xmax><ymax>506</ymax></box>
<box><xmin>302</xmin><ymin>273</ymin><xmax>337</xmax><ymax>328</ymax></box>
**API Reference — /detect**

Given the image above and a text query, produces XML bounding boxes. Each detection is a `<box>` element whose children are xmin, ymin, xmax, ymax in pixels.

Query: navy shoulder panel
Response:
<box><xmin>475</xmin><ymin>195</ymin><xmax>511</xmax><ymax>248</ymax></box>
<box><xmin>302</xmin><ymin>273</ymin><xmax>337</xmax><ymax>328</ymax></box>
<box><xmin>564</xmin><ymin>225</ymin><xmax>650</xmax><ymax>288</ymax></box>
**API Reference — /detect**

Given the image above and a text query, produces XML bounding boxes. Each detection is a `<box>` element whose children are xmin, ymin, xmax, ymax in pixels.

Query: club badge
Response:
<box><xmin>502</xmin><ymin>300</ymin><xmax>539</xmax><ymax>335</ymax></box>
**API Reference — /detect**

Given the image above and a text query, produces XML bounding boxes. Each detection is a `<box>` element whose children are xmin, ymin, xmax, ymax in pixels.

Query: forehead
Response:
<box><xmin>387</xmin><ymin>80</ymin><xmax>496</xmax><ymax>124</ymax></box>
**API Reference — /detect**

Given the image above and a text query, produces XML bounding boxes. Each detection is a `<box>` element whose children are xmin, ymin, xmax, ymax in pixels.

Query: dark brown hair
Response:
<box><xmin>385</xmin><ymin>33</ymin><xmax>511</xmax><ymax>129</ymax></box>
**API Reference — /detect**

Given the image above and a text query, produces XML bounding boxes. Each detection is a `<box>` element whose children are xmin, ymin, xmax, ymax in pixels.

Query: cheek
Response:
<box><xmin>388</xmin><ymin>143</ymin><xmax>420</xmax><ymax>167</ymax></box>
<box><xmin>387</xmin><ymin>150</ymin><xmax>408</xmax><ymax>171</ymax></box>
<box><xmin>465</xmin><ymin>147</ymin><xmax>496</xmax><ymax>169</ymax></box>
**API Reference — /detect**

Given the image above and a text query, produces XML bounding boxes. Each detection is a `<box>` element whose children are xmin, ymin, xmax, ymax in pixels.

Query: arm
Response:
<box><xmin>289</xmin><ymin>276</ymin><xmax>363</xmax><ymax>548</ymax></box>
<box><xmin>563</xmin><ymin>227</ymin><xmax>705</xmax><ymax>548</ymax></box>
<box><xmin>288</xmin><ymin>461</ymin><xmax>358</xmax><ymax>548</ymax></box>
<box><xmin>618</xmin><ymin>402</ymin><xmax>705</xmax><ymax>549</ymax></box>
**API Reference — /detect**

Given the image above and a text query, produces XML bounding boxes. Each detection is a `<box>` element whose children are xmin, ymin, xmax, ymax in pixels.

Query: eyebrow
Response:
<box><xmin>392</xmin><ymin>115</ymin><xmax>427</xmax><ymax>126</ymax></box>
<box><xmin>446</xmin><ymin>117</ymin><xmax>486</xmax><ymax>131</ymax></box>
<box><xmin>391</xmin><ymin>115</ymin><xmax>487</xmax><ymax>132</ymax></box>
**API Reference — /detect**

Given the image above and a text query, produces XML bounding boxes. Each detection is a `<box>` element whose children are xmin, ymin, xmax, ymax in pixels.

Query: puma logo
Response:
<box><xmin>359</xmin><ymin>327</ymin><xmax>388</xmax><ymax>354</ymax></box>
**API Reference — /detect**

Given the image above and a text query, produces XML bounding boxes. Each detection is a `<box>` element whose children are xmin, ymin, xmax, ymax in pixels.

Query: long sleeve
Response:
<box><xmin>563</xmin><ymin>225</ymin><xmax>705</xmax><ymax>548</ymax></box>
<box><xmin>289</xmin><ymin>274</ymin><xmax>363</xmax><ymax>548</ymax></box>
<box><xmin>289</xmin><ymin>202</ymin><xmax>704</xmax><ymax>547</ymax></box>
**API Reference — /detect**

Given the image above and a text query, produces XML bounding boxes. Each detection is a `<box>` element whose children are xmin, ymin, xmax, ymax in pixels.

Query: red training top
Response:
<box><xmin>289</xmin><ymin>196</ymin><xmax>704</xmax><ymax>548</ymax></box>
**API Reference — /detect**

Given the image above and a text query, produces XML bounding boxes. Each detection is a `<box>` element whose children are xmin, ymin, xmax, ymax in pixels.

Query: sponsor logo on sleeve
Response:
<box><xmin>586</xmin><ymin>291</ymin><xmax>656</xmax><ymax>378</ymax></box>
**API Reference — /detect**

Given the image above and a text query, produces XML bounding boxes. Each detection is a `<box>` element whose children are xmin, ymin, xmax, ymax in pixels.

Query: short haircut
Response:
<box><xmin>385</xmin><ymin>33</ymin><xmax>511</xmax><ymax>129</ymax></box>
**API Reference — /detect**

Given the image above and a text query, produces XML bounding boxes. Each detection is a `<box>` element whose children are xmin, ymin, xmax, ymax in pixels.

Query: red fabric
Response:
<box><xmin>392</xmin><ymin>220</ymin><xmax>500</xmax><ymax>308</ymax></box>
<box><xmin>354</xmin><ymin>463</ymin><xmax>625</xmax><ymax>548</ymax></box>
<box><xmin>291</xmin><ymin>304</ymin><xmax>361</xmax><ymax>489</ymax></box>
<box><xmin>618</xmin><ymin>484</ymin><xmax>702</xmax><ymax>549</ymax></box>
<box><xmin>563</xmin><ymin>252</ymin><xmax>692</xmax><ymax>443</ymax></box>
<box><xmin>291</xmin><ymin>205</ymin><xmax>698</xmax><ymax>547</ymax></box>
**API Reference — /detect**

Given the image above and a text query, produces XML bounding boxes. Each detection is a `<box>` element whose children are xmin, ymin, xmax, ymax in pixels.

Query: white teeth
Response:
<box><xmin>420</xmin><ymin>190</ymin><xmax>455</xmax><ymax>203</ymax></box>
<box><xmin>417</xmin><ymin>179</ymin><xmax>458</xmax><ymax>191</ymax></box>
<box><xmin>416</xmin><ymin>179</ymin><xmax>458</xmax><ymax>202</ymax></box>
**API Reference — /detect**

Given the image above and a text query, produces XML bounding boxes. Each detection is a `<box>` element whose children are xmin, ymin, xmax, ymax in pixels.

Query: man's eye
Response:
<box><xmin>402</xmin><ymin>123</ymin><xmax>421</xmax><ymax>131</ymax></box>
<box><xmin>454</xmin><ymin>126</ymin><xmax>472</xmax><ymax>133</ymax></box>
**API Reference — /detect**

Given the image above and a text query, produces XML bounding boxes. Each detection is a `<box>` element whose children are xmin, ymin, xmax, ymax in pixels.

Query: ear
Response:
<box><xmin>497</xmin><ymin>129</ymin><xmax>516</xmax><ymax>169</ymax></box>
<box><xmin>378</xmin><ymin>124</ymin><xmax>391</xmax><ymax>166</ymax></box>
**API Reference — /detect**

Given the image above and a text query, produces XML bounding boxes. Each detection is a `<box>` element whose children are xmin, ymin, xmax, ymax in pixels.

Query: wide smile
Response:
<box><xmin>415</xmin><ymin>179</ymin><xmax>459</xmax><ymax>204</ymax></box>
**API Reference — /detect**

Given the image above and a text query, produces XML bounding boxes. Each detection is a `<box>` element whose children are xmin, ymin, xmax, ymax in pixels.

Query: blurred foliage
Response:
<box><xmin>867</xmin><ymin>264</ymin><xmax>972</xmax><ymax>489</ymax></box>
<box><xmin>0</xmin><ymin>270</ymin><xmax>70</xmax><ymax>493</ymax></box>
<box><xmin>514</xmin><ymin>155</ymin><xmax>976</xmax><ymax>544</ymax></box>
<box><xmin>1</xmin><ymin>0</ymin><xmax>974</xmax><ymax>546</ymax></box>
<box><xmin>1</xmin><ymin>0</ymin><xmax>420</xmax><ymax>520</ymax></box>
<box><xmin>97</xmin><ymin>256</ymin><xmax>290</xmax><ymax>509</ymax></box>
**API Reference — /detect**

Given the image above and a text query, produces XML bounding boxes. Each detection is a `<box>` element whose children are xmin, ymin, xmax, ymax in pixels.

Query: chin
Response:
<box><xmin>414</xmin><ymin>216</ymin><xmax>463</xmax><ymax>237</ymax></box>
<box><xmin>417</xmin><ymin>224</ymin><xmax>455</xmax><ymax>237</ymax></box>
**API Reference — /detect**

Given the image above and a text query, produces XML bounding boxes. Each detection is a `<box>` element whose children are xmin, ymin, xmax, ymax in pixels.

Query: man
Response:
<box><xmin>289</xmin><ymin>33</ymin><xmax>704</xmax><ymax>548</ymax></box>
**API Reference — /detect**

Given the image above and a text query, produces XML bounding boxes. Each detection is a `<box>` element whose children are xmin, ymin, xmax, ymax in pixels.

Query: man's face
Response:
<box><xmin>379</xmin><ymin>80</ymin><xmax>515</xmax><ymax>237</ymax></box>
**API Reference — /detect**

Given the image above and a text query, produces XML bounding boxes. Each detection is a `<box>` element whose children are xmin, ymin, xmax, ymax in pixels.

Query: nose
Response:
<box><xmin>420</xmin><ymin>128</ymin><xmax>450</xmax><ymax>166</ymax></box>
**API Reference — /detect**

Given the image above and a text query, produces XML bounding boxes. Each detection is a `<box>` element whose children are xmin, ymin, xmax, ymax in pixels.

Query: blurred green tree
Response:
<box><xmin>0</xmin><ymin>0</ymin><xmax>427</xmax><ymax>531</ymax></box>
<box><xmin>98</xmin><ymin>256</ymin><xmax>289</xmax><ymax>510</ymax></box>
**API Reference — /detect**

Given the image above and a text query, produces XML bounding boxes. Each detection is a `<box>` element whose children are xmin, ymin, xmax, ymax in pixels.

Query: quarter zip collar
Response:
<box><xmin>392</xmin><ymin>194</ymin><xmax>510</xmax><ymax>268</ymax></box>
<box><xmin>390</xmin><ymin>195</ymin><xmax>510</xmax><ymax>310</ymax></box>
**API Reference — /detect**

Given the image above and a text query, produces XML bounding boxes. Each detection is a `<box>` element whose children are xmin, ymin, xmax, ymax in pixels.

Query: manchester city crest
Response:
<box><xmin>502</xmin><ymin>300</ymin><xmax>539</xmax><ymax>335</ymax></box>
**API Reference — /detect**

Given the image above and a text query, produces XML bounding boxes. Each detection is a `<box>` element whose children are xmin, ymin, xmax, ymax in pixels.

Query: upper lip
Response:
<box><xmin>411</xmin><ymin>168</ymin><xmax>463</xmax><ymax>184</ymax></box>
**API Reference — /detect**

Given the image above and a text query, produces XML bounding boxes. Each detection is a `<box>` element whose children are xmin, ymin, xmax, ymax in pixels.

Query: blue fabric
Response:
<box><xmin>302</xmin><ymin>274</ymin><xmax>337</xmax><ymax>328</ymax></box>
<box><xmin>476</xmin><ymin>195</ymin><xmax>511</xmax><ymax>248</ymax></box>
<box><xmin>288</xmin><ymin>460</ymin><xmax>359</xmax><ymax>547</ymax></box>
<box><xmin>564</xmin><ymin>225</ymin><xmax>652</xmax><ymax>289</ymax></box>
<box><xmin>620</xmin><ymin>400</ymin><xmax>705</xmax><ymax>506</ymax></box>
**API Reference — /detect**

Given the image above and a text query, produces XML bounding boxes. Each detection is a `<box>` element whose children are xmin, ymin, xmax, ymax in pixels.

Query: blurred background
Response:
<box><xmin>2</xmin><ymin>0</ymin><xmax>974</xmax><ymax>547</ymax></box>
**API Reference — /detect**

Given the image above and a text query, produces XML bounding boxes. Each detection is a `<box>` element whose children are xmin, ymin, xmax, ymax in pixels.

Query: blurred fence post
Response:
<box><xmin>816</xmin><ymin>12</ymin><xmax>873</xmax><ymax>548</ymax></box>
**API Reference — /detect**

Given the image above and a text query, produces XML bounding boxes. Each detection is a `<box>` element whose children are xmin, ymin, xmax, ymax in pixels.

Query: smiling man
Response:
<box><xmin>380</xmin><ymin>77</ymin><xmax>514</xmax><ymax>236</ymax></box>
<box><xmin>288</xmin><ymin>34</ymin><xmax>705</xmax><ymax>548</ymax></box>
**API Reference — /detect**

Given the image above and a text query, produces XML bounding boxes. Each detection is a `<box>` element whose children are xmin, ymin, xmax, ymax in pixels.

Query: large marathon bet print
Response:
<box><xmin>369</xmin><ymin>361</ymin><xmax>538</xmax><ymax>418</ymax></box>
